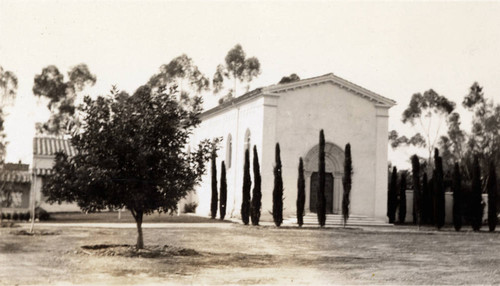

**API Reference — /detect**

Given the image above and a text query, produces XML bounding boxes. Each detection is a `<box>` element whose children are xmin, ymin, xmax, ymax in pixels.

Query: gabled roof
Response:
<box><xmin>202</xmin><ymin>73</ymin><xmax>396</xmax><ymax>118</ymax></box>
<box><xmin>33</xmin><ymin>136</ymin><xmax>76</xmax><ymax>157</ymax></box>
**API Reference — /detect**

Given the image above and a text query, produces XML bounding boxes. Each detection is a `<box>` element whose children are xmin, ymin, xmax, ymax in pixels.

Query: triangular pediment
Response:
<box><xmin>263</xmin><ymin>73</ymin><xmax>396</xmax><ymax>107</ymax></box>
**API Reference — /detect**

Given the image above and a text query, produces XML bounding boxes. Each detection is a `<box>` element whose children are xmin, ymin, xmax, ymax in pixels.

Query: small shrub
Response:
<box><xmin>36</xmin><ymin>207</ymin><xmax>50</xmax><ymax>221</ymax></box>
<box><xmin>183</xmin><ymin>202</ymin><xmax>198</xmax><ymax>214</ymax></box>
<box><xmin>12</xmin><ymin>212</ymin><xmax>19</xmax><ymax>221</ymax></box>
<box><xmin>6</xmin><ymin>213</ymin><xmax>11</xmax><ymax>220</ymax></box>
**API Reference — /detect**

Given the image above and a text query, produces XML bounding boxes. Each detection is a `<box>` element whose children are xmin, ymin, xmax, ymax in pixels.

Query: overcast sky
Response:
<box><xmin>1</xmin><ymin>0</ymin><xmax>499</xmax><ymax>169</ymax></box>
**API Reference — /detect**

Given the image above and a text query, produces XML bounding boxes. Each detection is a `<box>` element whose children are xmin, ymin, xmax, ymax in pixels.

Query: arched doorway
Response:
<box><xmin>303</xmin><ymin>142</ymin><xmax>344</xmax><ymax>214</ymax></box>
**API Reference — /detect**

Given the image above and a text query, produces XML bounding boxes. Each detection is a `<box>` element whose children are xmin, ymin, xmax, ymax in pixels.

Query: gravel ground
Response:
<box><xmin>1</xmin><ymin>222</ymin><xmax>500</xmax><ymax>285</ymax></box>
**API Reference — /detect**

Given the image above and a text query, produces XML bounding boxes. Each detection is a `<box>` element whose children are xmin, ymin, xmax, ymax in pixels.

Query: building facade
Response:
<box><xmin>32</xmin><ymin>136</ymin><xmax>79</xmax><ymax>212</ymax></box>
<box><xmin>188</xmin><ymin>73</ymin><xmax>396</xmax><ymax>220</ymax></box>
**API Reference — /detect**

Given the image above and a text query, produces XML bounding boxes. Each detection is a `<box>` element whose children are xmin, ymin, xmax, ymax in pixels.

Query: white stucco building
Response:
<box><xmin>188</xmin><ymin>73</ymin><xmax>396</xmax><ymax>220</ymax></box>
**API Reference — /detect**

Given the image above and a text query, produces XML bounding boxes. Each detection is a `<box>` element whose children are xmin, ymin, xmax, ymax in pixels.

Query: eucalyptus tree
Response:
<box><xmin>390</xmin><ymin>89</ymin><xmax>455</xmax><ymax>172</ymax></box>
<box><xmin>213</xmin><ymin>44</ymin><xmax>261</xmax><ymax>102</ymax></box>
<box><xmin>33</xmin><ymin>64</ymin><xmax>96</xmax><ymax>135</ymax></box>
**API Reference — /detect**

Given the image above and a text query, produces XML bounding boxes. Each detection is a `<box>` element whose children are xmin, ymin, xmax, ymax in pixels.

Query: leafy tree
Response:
<box><xmin>471</xmin><ymin>155</ymin><xmax>483</xmax><ymax>231</ymax></box>
<box><xmin>342</xmin><ymin>143</ymin><xmax>352</xmax><ymax>227</ymax></box>
<box><xmin>399</xmin><ymin>172</ymin><xmax>407</xmax><ymax>224</ymax></box>
<box><xmin>317</xmin><ymin>130</ymin><xmax>326</xmax><ymax>227</ymax></box>
<box><xmin>462</xmin><ymin>82</ymin><xmax>500</xmax><ymax>175</ymax></box>
<box><xmin>297</xmin><ymin>157</ymin><xmax>305</xmax><ymax>227</ymax></box>
<box><xmin>251</xmin><ymin>146</ymin><xmax>262</xmax><ymax>225</ymax></box>
<box><xmin>279</xmin><ymin>73</ymin><xmax>300</xmax><ymax>84</ymax></box>
<box><xmin>213</xmin><ymin>44</ymin><xmax>261</xmax><ymax>102</ymax></box>
<box><xmin>487</xmin><ymin>161</ymin><xmax>498</xmax><ymax>232</ymax></box>
<box><xmin>42</xmin><ymin>85</ymin><xmax>214</xmax><ymax>249</ymax></box>
<box><xmin>387</xmin><ymin>166</ymin><xmax>398</xmax><ymax>223</ymax></box>
<box><xmin>33</xmin><ymin>64</ymin><xmax>96</xmax><ymax>135</ymax></box>
<box><xmin>411</xmin><ymin>155</ymin><xmax>421</xmax><ymax>225</ymax></box>
<box><xmin>220</xmin><ymin>161</ymin><xmax>227</xmax><ymax>220</ymax></box>
<box><xmin>148</xmin><ymin>54</ymin><xmax>209</xmax><ymax>96</ymax></box>
<box><xmin>452</xmin><ymin>163</ymin><xmax>462</xmax><ymax>231</ymax></box>
<box><xmin>0</xmin><ymin>66</ymin><xmax>18</xmax><ymax>107</ymax></box>
<box><xmin>437</xmin><ymin>112</ymin><xmax>467</xmax><ymax>171</ymax></box>
<box><xmin>390</xmin><ymin>90</ymin><xmax>455</xmax><ymax>172</ymax></box>
<box><xmin>210</xmin><ymin>150</ymin><xmax>218</xmax><ymax>219</ymax></box>
<box><xmin>241</xmin><ymin>148</ymin><xmax>251</xmax><ymax>225</ymax></box>
<box><xmin>434</xmin><ymin>149</ymin><xmax>445</xmax><ymax>229</ymax></box>
<box><xmin>0</xmin><ymin>67</ymin><xmax>17</xmax><ymax>217</ymax></box>
<box><xmin>273</xmin><ymin>143</ymin><xmax>283</xmax><ymax>227</ymax></box>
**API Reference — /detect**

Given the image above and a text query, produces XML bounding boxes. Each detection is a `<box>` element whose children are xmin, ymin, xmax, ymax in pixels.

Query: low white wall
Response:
<box><xmin>402</xmin><ymin>190</ymin><xmax>488</xmax><ymax>224</ymax></box>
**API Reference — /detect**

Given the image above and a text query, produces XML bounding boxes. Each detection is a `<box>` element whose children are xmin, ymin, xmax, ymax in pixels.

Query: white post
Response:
<box><xmin>29</xmin><ymin>172</ymin><xmax>36</xmax><ymax>233</ymax></box>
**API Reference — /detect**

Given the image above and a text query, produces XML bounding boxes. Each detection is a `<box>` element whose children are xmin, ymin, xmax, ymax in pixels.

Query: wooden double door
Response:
<box><xmin>309</xmin><ymin>172</ymin><xmax>334</xmax><ymax>214</ymax></box>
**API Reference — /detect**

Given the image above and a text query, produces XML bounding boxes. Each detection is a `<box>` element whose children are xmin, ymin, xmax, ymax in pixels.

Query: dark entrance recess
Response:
<box><xmin>309</xmin><ymin>172</ymin><xmax>334</xmax><ymax>214</ymax></box>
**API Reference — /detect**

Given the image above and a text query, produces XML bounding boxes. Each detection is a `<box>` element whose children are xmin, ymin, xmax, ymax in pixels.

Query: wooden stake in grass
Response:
<box><xmin>487</xmin><ymin>161</ymin><xmax>497</xmax><ymax>232</ymax></box>
<box><xmin>297</xmin><ymin>157</ymin><xmax>305</xmax><ymax>227</ymax></box>
<box><xmin>342</xmin><ymin>143</ymin><xmax>352</xmax><ymax>228</ymax></box>
<box><xmin>220</xmin><ymin>161</ymin><xmax>227</xmax><ymax>221</ymax></box>
<box><xmin>241</xmin><ymin>148</ymin><xmax>251</xmax><ymax>225</ymax></box>
<box><xmin>317</xmin><ymin>130</ymin><xmax>326</xmax><ymax>227</ymax></box>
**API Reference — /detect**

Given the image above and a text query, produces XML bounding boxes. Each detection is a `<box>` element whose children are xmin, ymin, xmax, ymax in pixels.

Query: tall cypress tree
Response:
<box><xmin>220</xmin><ymin>161</ymin><xmax>227</xmax><ymax>221</ymax></box>
<box><xmin>210</xmin><ymin>150</ymin><xmax>218</xmax><ymax>219</ymax></box>
<box><xmin>273</xmin><ymin>143</ymin><xmax>283</xmax><ymax>227</ymax></box>
<box><xmin>422</xmin><ymin>173</ymin><xmax>430</xmax><ymax>224</ymax></box>
<box><xmin>297</xmin><ymin>157</ymin><xmax>305</xmax><ymax>227</ymax></box>
<box><xmin>399</xmin><ymin>172</ymin><xmax>407</xmax><ymax>224</ymax></box>
<box><xmin>342</xmin><ymin>143</ymin><xmax>352</xmax><ymax>227</ymax></box>
<box><xmin>241</xmin><ymin>148</ymin><xmax>251</xmax><ymax>225</ymax></box>
<box><xmin>471</xmin><ymin>155</ymin><xmax>483</xmax><ymax>231</ymax></box>
<box><xmin>387</xmin><ymin>166</ymin><xmax>398</xmax><ymax>223</ymax></box>
<box><xmin>411</xmin><ymin>155</ymin><xmax>421</xmax><ymax>226</ymax></box>
<box><xmin>487</xmin><ymin>161</ymin><xmax>497</xmax><ymax>232</ymax></box>
<box><xmin>452</xmin><ymin>162</ymin><xmax>462</xmax><ymax>231</ymax></box>
<box><xmin>434</xmin><ymin>149</ymin><xmax>445</xmax><ymax>230</ymax></box>
<box><xmin>317</xmin><ymin>130</ymin><xmax>326</xmax><ymax>227</ymax></box>
<box><xmin>251</xmin><ymin>146</ymin><xmax>262</xmax><ymax>226</ymax></box>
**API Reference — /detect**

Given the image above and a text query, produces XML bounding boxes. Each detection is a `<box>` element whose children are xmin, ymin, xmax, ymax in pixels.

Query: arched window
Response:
<box><xmin>226</xmin><ymin>134</ymin><xmax>232</xmax><ymax>169</ymax></box>
<box><xmin>244</xmin><ymin>129</ymin><xmax>251</xmax><ymax>151</ymax></box>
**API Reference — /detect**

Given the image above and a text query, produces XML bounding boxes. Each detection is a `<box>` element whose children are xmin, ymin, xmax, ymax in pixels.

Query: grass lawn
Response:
<box><xmin>1</xmin><ymin>223</ymin><xmax>500</xmax><ymax>285</ymax></box>
<box><xmin>46</xmin><ymin>211</ymin><xmax>229</xmax><ymax>223</ymax></box>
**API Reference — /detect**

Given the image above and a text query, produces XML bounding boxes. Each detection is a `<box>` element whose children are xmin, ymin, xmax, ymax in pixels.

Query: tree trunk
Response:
<box><xmin>132</xmin><ymin>210</ymin><xmax>144</xmax><ymax>249</ymax></box>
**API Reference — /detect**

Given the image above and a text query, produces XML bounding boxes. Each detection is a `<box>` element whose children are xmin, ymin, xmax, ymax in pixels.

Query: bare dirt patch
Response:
<box><xmin>78</xmin><ymin>244</ymin><xmax>200</xmax><ymax>258</ymax></box>
<box><xmin>11</xmin><ymin>229</ymin><xmax>60</xmax><ymax>236</ymax></box>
